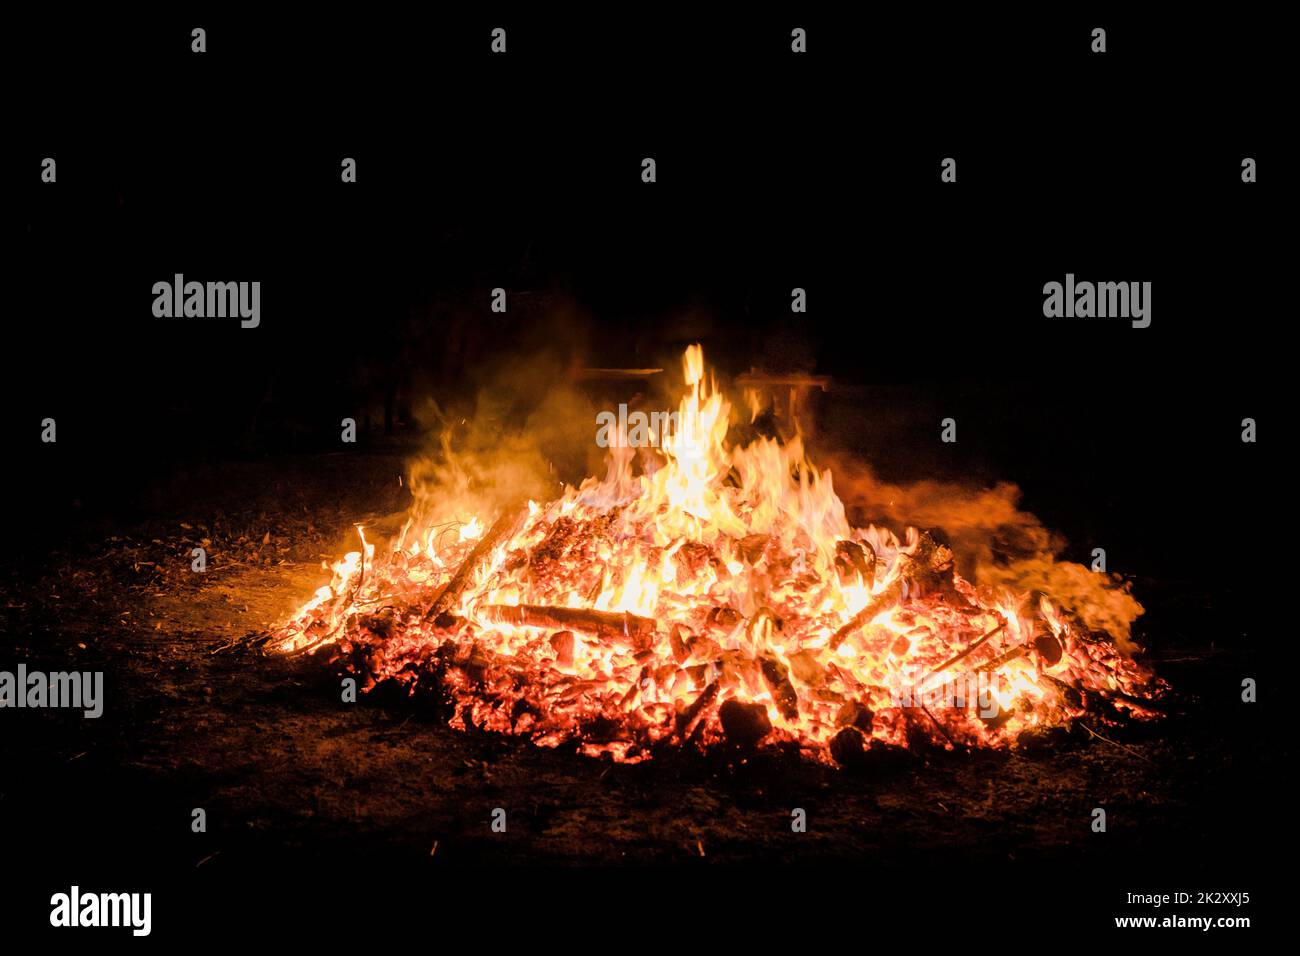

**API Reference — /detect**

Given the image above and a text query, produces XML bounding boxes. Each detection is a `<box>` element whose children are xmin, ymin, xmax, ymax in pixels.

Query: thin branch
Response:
<box><xmin>1078</xmin><ymin>721</ymin><xmax>1156</xmax><ymax>765</ymax></box>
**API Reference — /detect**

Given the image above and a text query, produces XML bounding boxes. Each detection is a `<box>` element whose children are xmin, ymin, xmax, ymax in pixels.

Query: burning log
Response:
<box><xmin>835</xmin><ymin>700</ymin><xmax>875</xmax><ymax>733</ymax></box>
<box><xmin>718</xmin><ymin>699</ymin><xmax>772</xmax><ymax>747</ymax></box>
<box><xmin>735</xmin><ymin>371</ymin><xmax>831</xmax><ymax>390</ymax></box>
<box><xmin>829</xmin><ymin>726</ymin><xmax>869</xmax><ymax>767</ymax></box>
<box><xmin>575</xmin><ymin>367</ymin><xmax>664</xmax><ymax>381</ymax></box>
<box><xmin>421</xmin><ymin>504</ymin><xmax>527</xmax><ymax>624</ymax></box>
<box><xmin>829</xmin><ymin>578</ymin><xmax>904</xmax><ymax>652</ymax></box>
<box><xmin>759</xmin><ymin>656</ymin><xmax>800</xmax><ymax>720</ymax></box>
<box><xmin>481</xmin><ymin>604</ymin><xmax>657</xmax><ymax>646</ymax></box>
<box><xmin>1039</xmin><ymin>672</ymin><xmax>1160</xmax><ymax>720</ymax></box>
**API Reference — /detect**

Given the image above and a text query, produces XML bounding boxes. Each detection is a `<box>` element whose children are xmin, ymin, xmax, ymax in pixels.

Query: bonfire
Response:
<box><xmin>266</xmin><ymin>345</ymin><xmax>1162</xmax><ymax>764</ymax></box>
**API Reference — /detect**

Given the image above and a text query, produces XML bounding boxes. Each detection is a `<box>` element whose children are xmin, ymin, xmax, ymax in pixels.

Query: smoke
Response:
<box><xmin>979</xmin><ymin>557</ymin><xmax>1143</xmax><ymax>651</ymax></box>
<box><xmin>396</xmin><ymin>301</ymin><xmax>615</xmax><ymax>546</ymax></box>
<box><xmin>824</xmin><ymin>454</ymin><xmax>1143</xmax><ymax>650</ymax></box>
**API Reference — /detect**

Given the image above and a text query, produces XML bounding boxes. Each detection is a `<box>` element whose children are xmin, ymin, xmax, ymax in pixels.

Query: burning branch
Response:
<box><xmin>924</xmin><ymin>621</ymin><xmax>1007</xmax><ymax>681</ymax></box>
<box><xmin>421</xmin><ymin>504</ymin><xmax>527</xmax><ymax>624</ymax></box>
<box><xmin>480</xmin><ymin>604</ymin><xmax>657</xmax><ymax>647</ymax></box>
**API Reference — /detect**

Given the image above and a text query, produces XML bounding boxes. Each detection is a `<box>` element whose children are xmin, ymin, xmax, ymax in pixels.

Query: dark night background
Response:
<box><xmin>5</xmin><ymin>8</ymin><xmax>1285</xmax><ymax>942</ymax></box>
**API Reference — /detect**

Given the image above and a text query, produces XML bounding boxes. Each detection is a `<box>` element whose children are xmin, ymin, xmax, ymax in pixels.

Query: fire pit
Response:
<box><xmin>260</xmin><ymin>345</ymin><xmax>1163</xmax><ymax>762</ymax></box>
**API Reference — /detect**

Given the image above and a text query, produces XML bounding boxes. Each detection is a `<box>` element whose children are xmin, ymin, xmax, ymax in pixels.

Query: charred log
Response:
<box><xmin>718</xmin><ymin>699</ymin><xmax>772</xmax><ymax>747</ymax></box>
<box><xmin>481</xmin><ymin>604</ymin><xmax>657</xmax><ymax>646</ymax></box>
<box><xmin>421</xmin><ymin>504</ymin><xmax>527</xmax><ymax>624</ymax></box>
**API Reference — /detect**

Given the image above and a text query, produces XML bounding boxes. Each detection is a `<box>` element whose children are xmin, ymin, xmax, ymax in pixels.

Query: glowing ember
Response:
<box><xmin>269</xmin><ymin>345</ymin><xmax>1162</xmax><ymax>763</ymax></box>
